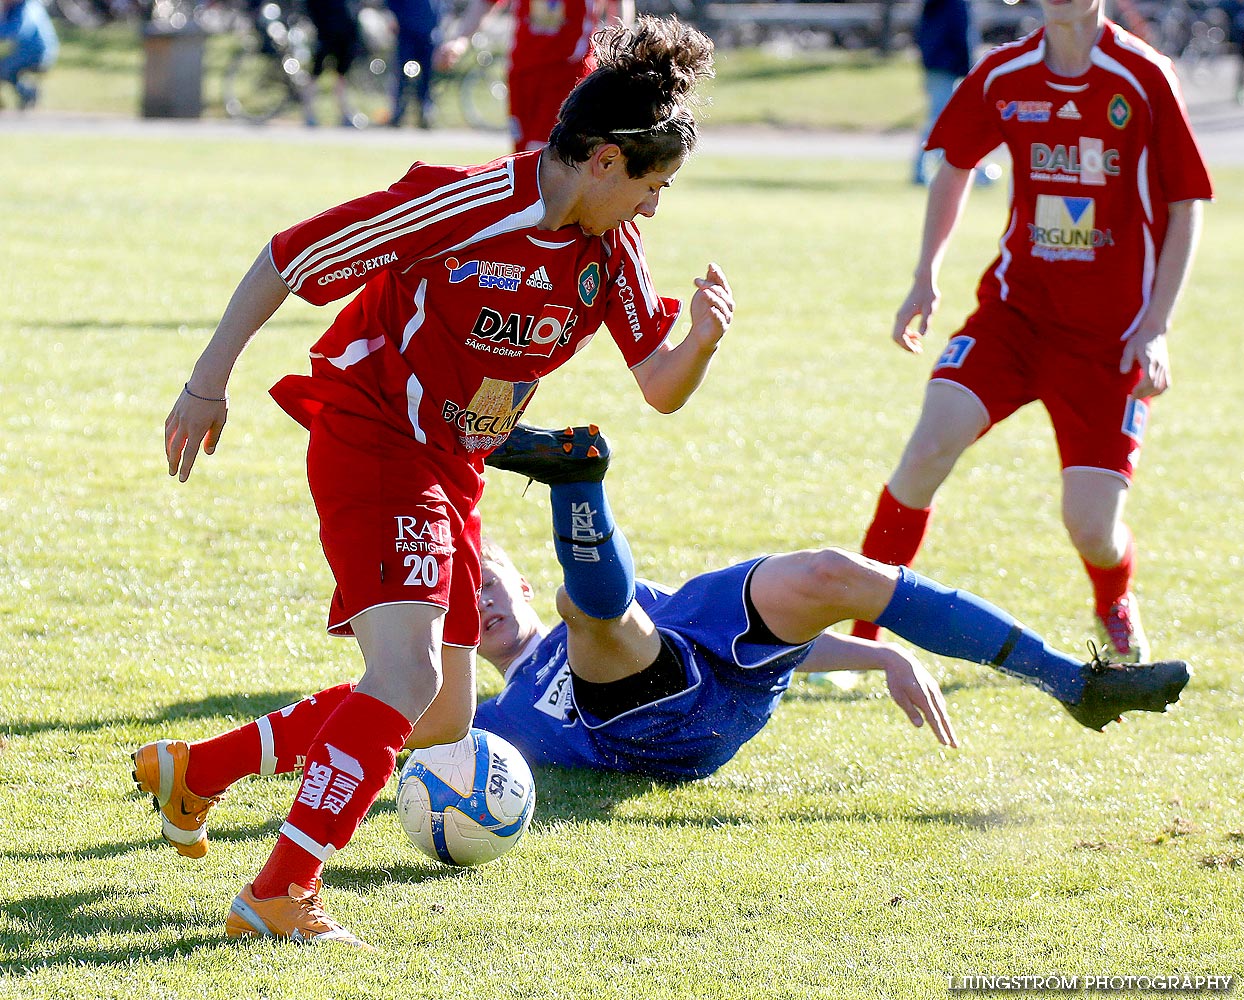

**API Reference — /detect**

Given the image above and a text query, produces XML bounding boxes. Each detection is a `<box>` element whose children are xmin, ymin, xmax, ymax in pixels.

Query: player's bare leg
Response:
<box><xmin>750</xmin><ymin>549</ymin><xmax>900</xmax><ymax>644</ymax></box>
<box><xmin>404</xmin><ymin>643</ymin><xmax>476</xmax><ymax>749</ymax></box>
<box><xmin>847</xmin><ymin>381</ymin><xmax>987</xmax><ymax>644</ymax></box>
<box><xmin>1063</xmin><ymin>468</ymin><xmax>1148</xmax><ymax>661</ymax></box>
<box><xmin>751</xmin><ymin>546</ymin><xmax>1186</xmax><ymax>730</ymax></box>
<box><xmin>886</xmin><ymin>380</ymin><xmax>989</xmax><ymax>508</ymax></box>
<box><xmin>556</xmin><ymin>585</ymin><xmax>662</xmax><ymax>684</ymax></box>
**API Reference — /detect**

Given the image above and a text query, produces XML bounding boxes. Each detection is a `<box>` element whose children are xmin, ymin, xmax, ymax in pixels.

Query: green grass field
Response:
<box><xmin>1</xmin><ymin>125</ymin><xmax>1243</xmax><ymax>998</ymax></box>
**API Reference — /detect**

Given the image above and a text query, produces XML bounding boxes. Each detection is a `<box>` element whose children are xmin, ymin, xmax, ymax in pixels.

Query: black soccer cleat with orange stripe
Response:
<box><xmin>485</xmin><ymin>424</ymin><xmax>611</xmax><ymax>485</ymax></box>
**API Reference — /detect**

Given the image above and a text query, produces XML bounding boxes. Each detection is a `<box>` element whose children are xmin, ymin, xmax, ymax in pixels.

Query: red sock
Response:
<box><xmin>251</xmin><ymin>691</ymin><xmax>413</xmax><ymax>899</ymax></box>
<box><xmin>185</xmin><ymin>683</ymin><xmax>354</xmax><ymax>798</ymax></box>
<box><xmin>1082</xmin><ymin>528</ymin><xmax>1136</xmax><ymax>614</ymax></box>
<box><xmin>851</xmin><ymin>484</ymin><xmax>933</xmax><ymax>641</ymax></box>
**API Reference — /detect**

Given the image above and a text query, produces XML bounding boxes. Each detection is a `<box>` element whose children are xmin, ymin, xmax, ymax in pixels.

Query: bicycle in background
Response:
<box><xmin>222</xmin><ymin>0</ymin><xmax>506</xmax><ymax>129</ymax></box>
<box><xmin>222</xmin><ymin>0</ymin><xmax>388</xmax><ymax>126</ymax></box>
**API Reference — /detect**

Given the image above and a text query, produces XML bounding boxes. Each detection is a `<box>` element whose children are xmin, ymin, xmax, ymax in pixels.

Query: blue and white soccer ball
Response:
<box><xmin>396</xmin><ymin>728</ymin><xmax>536</xmax><ymax>866</ymax></box>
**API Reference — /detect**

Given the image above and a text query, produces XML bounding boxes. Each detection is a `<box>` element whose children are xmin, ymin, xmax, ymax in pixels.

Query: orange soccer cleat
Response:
<box><xmin>131</xmin><ymin>739</ymin><xmax>220</xmax><ymax>859</ymax></box>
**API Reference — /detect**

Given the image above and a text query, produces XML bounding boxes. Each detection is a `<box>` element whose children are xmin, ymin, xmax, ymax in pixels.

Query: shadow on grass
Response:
<box><xmin>781</xmin><ymin>674</ymin><xmax>993</xmax><ymax>705</ymax></box>
<box><xmin>0</xmin><ymin>886</ymin><xmax>231</xmax><ymax>973</ymax></box>
<box><xmin>2</xmin><ymin>690</ymin><xmax>309</xmax><ymax>739</ymax></box>
<box><xmin>522</xmin><ymin>765</ymin><xmax>1025</xmax><ymax>830</ymax></box>
<box><xmin>0</xmin><ymin>814</ymin><xmax>292</xmax><ymax>865</ymax></box>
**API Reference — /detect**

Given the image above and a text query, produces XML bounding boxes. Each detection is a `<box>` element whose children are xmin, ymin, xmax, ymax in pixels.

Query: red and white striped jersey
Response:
<box><xmin>268</xmin><ymin>150</ymin><xmax>680</xmax><ymax>457</ymax></box>
<box><xmin>928</xmin><ymin>20</ymin><xmax>1213</xmax><ymax>344</ymax></box>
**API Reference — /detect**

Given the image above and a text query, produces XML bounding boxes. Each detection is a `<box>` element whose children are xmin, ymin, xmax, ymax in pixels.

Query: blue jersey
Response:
<box><xmin>473</xmin><ymin>558</ymin><xmax>812</xmax><ymax>780</ymax></box>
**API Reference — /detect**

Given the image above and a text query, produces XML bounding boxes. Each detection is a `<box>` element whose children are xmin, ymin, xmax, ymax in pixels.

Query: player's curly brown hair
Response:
<box><xmin>548</xmin><ymin>15</ymin><xmax>715</xmax><ymax>178</ymax></box>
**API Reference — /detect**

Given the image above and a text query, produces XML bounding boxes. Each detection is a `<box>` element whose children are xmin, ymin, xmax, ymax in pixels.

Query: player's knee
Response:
<box><xmin>790</xmin><ymin>547</ymin><xmax>872</xmax><ymax>603</ymax></box>
<box><xmin>359</xmin><ymin>650</ymin><xmax>443</xmax><ymax>724</ymax></box>
<box><xmin>1063</xmin><ymin>514</ymin><xmax>1120</xmax><ymax>563</ymax></box>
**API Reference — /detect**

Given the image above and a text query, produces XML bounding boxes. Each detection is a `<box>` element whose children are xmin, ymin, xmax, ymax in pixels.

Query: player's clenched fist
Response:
<box><xmin>689</xmin><ymin>262</ymin><xmax>733</xmax><ymax>345</ymax></box>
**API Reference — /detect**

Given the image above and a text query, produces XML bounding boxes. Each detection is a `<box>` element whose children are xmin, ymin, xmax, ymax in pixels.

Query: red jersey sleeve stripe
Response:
<box><xmin>1110</xmin><ymin>27</ymin><xmax>1189</xmax><ymax>111</ymax></box>
<box><xmin>279</xmin><ymin>165</ymin><xmax>511</xmax><ymax>286</ymax></box>
<box><xmin>982</xmin><ymin>43</ymin><xmax>1045</xmax><ymax>93</ymax></box>
<box><xmin>281</xmin><ymin>165</ymin><xmax>516</xmax><ymax>294</ymax></box>
<box><xmin>615</xmin><ymin>223</ymin><xmax>660</xmax><ymax>315</ymax></box>
<box><xmin>1089</xmin><ymin>48</ymin><xmax>1149</xmax><ymax>105</ymax></box>
<box><xmin>286</xmin><ymin>180</ymin><xmax>516</xmax><ymax>295</ymax></box>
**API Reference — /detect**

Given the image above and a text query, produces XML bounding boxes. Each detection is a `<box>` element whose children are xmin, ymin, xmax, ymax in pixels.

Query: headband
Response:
<box><xmin>609</xmin><ymin>109</ymin><xmax>682</xmax><ymax>135</ymax></box>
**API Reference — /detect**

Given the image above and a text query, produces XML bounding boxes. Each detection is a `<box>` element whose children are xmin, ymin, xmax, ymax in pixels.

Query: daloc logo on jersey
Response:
<box><xmin>1030</xmin><ymin>140</ymin><xmax>1120</xmax><ymax>186</ymax></box>
<box><xmin>467</xmin><ymin>304</ymin><xmax>578</xmax><ymax>359</ymax></box>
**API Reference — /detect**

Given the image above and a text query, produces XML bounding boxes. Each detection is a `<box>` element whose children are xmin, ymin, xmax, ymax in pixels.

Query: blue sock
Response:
<box><xmin>548</xmin><ymin>480</ymin><xmax>634</xmax><ymax>620</ymax></box>
<box><xmin>875</xmin><ymin>567</ymin><xmax>1085</xmax><ymax>703</ymax></box>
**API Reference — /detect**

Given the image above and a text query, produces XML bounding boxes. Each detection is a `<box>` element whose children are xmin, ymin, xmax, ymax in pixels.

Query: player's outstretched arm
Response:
<box><xmin>165</xmin><ymin>249</ymin><xmax>289</xmax><ymax>482</ymax></box>
<box><xmin>797</xmin><ymin>632</ymin><xmax>959</xmax><ymax>748</ymax></box>
<box><xmin>631</xmin><ymin>263</ymin><xmax>733</xmax><ymax>413</ymax></box>
<box><xmin>893</xmin><ymin>164</ymin><xmax>974</xmax><ymax>354</ymax></box>
<box><xmin>1119</xmin><ymin>198</ymin><xmax>1204</xmax><ymax>399</ymax></box>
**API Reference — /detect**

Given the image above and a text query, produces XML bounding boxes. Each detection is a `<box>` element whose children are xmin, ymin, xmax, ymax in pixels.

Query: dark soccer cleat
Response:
<box><xmin>1061</xmin><ymin>644</ymin><xmax>1190</xmax><ymax>732</ymax></box>
<box><xmin>484</xmin><ymin>424</ymin><xmax>611</xmax><ymax>485</ymax></box>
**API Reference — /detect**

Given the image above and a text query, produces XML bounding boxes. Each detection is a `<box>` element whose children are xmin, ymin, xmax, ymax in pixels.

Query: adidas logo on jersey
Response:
<box><xmin>525</xmin><ymin>266</ymin><xmax>554</xmax><ymax>291</ymax></box>
<box><xmin>1057</xmin><ymin>101</ymin><xmax>1082</xmax><ymax>120</ymax></box>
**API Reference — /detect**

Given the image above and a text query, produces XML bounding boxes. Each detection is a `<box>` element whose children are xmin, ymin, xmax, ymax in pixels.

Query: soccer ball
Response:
<box><xmin>396</xmin><ymin>728</ymin><xmax>536</xmax><ymax>866</ymax></box>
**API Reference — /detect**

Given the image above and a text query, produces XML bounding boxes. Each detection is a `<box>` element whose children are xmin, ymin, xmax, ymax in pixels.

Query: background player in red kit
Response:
<box><xmin>849</xmin><ymin>0</ymin><xmax>1212</xmax><ymax>662</ymax></box>
<box><xmin>436</xmin><ymin>0</ymin><xmax>633</xmax><ymax>152</ymax></box>
<box><xmin>141</xmin><ymin>16</ymin><xmax>731</xmax><ymax>948</ymax></box>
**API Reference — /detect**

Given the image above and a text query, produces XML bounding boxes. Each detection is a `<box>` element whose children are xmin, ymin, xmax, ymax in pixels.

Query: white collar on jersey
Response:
<box><xmin>501</xmin><ymin>630</ymin><xmax>548</xmax><ymax>684</ymax></box>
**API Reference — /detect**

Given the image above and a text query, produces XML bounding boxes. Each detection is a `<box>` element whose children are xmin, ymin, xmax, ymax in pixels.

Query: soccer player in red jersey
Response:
<box><xmin>436</xmin><ymin>0</ymin><xmax>633</xmax><ymax>152</ymax></box>
<box><xmin>851</xmin><ymin>0</ymin><xmax>1212</xmax><ymax>662</ymax></box>
<box><xmin>142</xmin><ymin>16</ymin><xmax>731</xmax><ymax>947</ymax></box>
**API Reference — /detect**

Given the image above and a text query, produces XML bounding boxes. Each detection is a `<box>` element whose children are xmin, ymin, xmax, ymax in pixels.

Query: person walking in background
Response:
<box><xmin>0</xmin><ymin>0</ymin><xmax>58</xmax><ymax>110</ymax></box>
<box><xmin>302</xmin><ymin>0</ymin><xmax>363</xmax><ymax>126</ymax></box>
<box><xmin>386</xmin><ymin>0</ymin><xmax>440</xmax><ymax>128</ymax></box>
<box><xmin>912</xmin><ymin>0</ymin><xmax>984</xmax><ymax>185</ymax></box>
<box><xmin>851</xmin><ymin>0</ymin><xmax>1212</xmax><ymax>664</ymax></box>
<box><xmin>436</xmin><ymin>0</ymin><xmax>634</xmax><ymax>152</ymax></box>
<box><xmin>141</xmin><ymin>16</ymin><xmax>729</xmax><ymax>949</ymax></box>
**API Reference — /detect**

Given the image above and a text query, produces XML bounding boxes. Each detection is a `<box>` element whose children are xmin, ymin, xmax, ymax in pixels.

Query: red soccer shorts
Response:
<box><xmin>306</xmin><ymin>410</ymin><xmax>485</xmax><ymax>647</ymax></box>
<box><xmin>929</xmin><ymin>298</ymin><xmax>1152</xmax><ymax>482</ymax></box>
<box><xmin>508</xmin><ymin>60</ymin><xmax>589</xmax><ymax>152</ymax></box>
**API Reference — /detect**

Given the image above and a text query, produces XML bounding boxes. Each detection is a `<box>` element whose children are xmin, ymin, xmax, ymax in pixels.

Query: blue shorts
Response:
<box><xmin>474</xmin><ymin>558</ymin><xmax>813</xmax><ymax>780</ymax></box>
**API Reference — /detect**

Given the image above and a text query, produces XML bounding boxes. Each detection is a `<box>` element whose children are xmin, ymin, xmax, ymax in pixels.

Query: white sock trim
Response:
<box><xmin>257</xmin><ymin>717</ymin><xmax>277</xmax><ymax>776</ymax></box>
<box><xmin>279</xmin><ymin>822</ymin><xmax>337</xmax><ymax>862</ymax></box>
